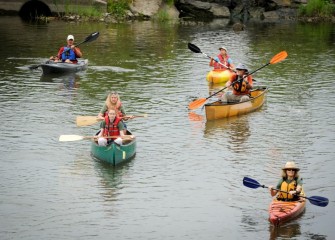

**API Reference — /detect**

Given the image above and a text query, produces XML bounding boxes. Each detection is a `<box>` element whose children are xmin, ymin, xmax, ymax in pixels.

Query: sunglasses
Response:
<box><xmin>286</xmin><ymin>169</ymin><xmax>296</xmax><ymax>172</ymax></box>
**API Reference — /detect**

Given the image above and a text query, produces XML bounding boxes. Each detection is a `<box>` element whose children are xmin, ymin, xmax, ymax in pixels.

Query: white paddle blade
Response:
<box><xmin>59</xmin><ymin>135</ymin><xmax>85</xmax><ymax>142</ymax></box>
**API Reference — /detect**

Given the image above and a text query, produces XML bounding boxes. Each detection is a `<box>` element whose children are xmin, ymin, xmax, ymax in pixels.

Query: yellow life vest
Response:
<box><xmin>277</xmin><ymin>179</ymin><xmax>298</xmax><ymax>201</ymax></box>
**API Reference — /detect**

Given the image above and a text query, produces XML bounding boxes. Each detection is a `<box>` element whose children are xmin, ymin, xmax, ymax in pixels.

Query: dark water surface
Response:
<box><xmin>0</xmin><ymin>16</ymin><xmax>334</xmax><ymax>240</ymax></box>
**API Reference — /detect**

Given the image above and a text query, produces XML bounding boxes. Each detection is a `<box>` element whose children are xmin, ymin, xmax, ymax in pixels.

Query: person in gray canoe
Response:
<box><xmin>50</xmin><ymin>34</ymin><xmax>83</xmax><ymax>63</ymax></box>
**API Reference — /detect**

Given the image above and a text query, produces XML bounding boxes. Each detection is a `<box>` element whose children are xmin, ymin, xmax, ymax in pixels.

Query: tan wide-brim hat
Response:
<box><xmin>282</xmin><ymin>161</ymin><xmax>300</xmax><ymax>171</ymax></box>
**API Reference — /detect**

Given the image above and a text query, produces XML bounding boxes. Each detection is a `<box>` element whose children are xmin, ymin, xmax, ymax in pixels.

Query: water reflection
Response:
<box><xmin>40</xmin><ymin>73</ymin><xmax>80</xmax><ymax>89</ymax></box>
<box><xmin>208</xmin><ymin>82</ymin><xmax>226</xmax><ymax>96</ymax></box>
<box><xmin>188</xmin><ymin>111</ymin><xmax>204</xmax><ymax>122</ymax></box>
<box><xmin>269</xmin><ymin>223</ymin><xmax>302</xmax><ymax>240</ymax></box>
<box><xmin>93</xmin><ymin>158</ymin><xmax>133</xmax><ymax>202</ymax></box>
<box><xmin>40</xmin><ymin>73</ymin><xmax>81</xmax><ymax>100</ymax></box>
<box><xmin>204</xmin><ymin>116</ymin><xmax>251</xmax><ymax>153</ymax></box>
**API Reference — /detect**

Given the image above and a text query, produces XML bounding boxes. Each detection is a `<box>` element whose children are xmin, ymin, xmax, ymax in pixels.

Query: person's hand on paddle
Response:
<box><xmin>268</xmin><ymin>185</ymin><xmax>277</xmax><ymax>196</ymax></box>
<box><xmin>122</xmin><ymin>115</ymin><xmax>134</xmax><ymax>121</ymax></box>
<box><xmin>97</xmin><ymin>113</ymin><xmax>105</xmax><ymax>120</ymax></box>
<box><xmin>289</xmin><ymin>190</ymin><xmax>298</xmax><ymax>195</ymax></box>
<box><xmin>49</xmin><ymin>56</ymin><xmax>60</xmax><ymax>62</ymax></box>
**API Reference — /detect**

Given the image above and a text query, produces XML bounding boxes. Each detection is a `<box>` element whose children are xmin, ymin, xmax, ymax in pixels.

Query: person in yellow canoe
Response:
<box><xmin>219</xmin><ymin>63</ymin><xmax>253</xmax><ymax>103</ymax></box>
<box><xmin>268</xmin><ymin>161</ymin><xmax>303</xmax><ymax>201</ymax></box>
<box><xmin>97</xmin><ymin>92</ymin><xmax>134</xmax><ymax>133</ymax></box>
<box><xmin>209</xmin><ymin>46</ymin><xmax>235</xmax><ymax>71</ymax></box>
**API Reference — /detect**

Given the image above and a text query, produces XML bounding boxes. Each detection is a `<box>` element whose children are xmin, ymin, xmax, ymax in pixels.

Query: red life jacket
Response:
<box><xmin>213</xmin><ymin>54</ymin><xmax>231</xmax><ymax>70</ymax></box>
<box><xmin>102</xmin><ymin>116</ymin><xmax>122</xmax><ymax>139</ymax></box>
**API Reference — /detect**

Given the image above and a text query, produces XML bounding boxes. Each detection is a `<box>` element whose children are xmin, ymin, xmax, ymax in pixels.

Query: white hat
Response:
<box><xmin>67</xmin><ymin>35</ymin><xmax>74</xmax><ymax>40</ymax></box>
<box><xmin>282</xmin><ymin>161</ymin><xmax>300</xmax><ymax>171</ymax></box>
<box><xmin>219</xmin><ymin>46</ymin><xmax>227</xmax><ymax>51</ymax></box>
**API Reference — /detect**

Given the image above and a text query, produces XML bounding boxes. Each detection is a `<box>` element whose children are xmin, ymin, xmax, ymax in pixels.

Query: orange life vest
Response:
<box><xmin>231</xmin><ymin>74</ymin><xmax>253</xmax><ymax>95</ymax></box>
<box><xmin>102</xmin><ymin>116</ymin><xmax>121</xmax><ymax>139</ymax></box>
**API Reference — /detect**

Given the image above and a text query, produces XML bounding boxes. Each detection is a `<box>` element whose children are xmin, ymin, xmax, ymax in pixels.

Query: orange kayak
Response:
<box><xmin>269</xmin><ymin>197</ymin><xmax>306</xmax><ymax>226</ymax></box>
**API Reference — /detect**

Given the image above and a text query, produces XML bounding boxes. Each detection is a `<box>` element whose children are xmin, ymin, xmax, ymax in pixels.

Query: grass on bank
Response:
<box><xmin>64</xmin><ymin>5</ymin><xmax>103</xmax><ymax>17</ymax></box>
<box><xmin>298</xmin><ymin>0</ymin><xmax>335</xmax><ymax>18</ymax></box>
<box><xmin>107</xmin><ymin>0</ymin><xmax>131</xmax><ymax>19</ymax></box>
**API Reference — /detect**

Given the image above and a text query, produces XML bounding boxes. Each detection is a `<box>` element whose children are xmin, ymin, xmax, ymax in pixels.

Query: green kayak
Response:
<box><xmin>91</xmin><ymin>131</ymin><xmax>136</xmax><ymax>166</ymax></box>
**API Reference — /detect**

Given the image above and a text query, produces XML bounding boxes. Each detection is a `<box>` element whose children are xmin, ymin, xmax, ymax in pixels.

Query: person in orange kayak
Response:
<box><xmin>50</xmin><ymin>34</ymin><xmax>83</xmax><ymax>63</ymax></box>
<box><xmin>209</xmin><ymin>46</ymin><xmax>235</xmax><ymax>71</ymax></box>
<box><xmin>268</xmin><ymin>162</ymin><xmax>303</xmax><ymax>201</ymax></box>
<box><xmin>96</xmin><ymin>109</ymin><xmax>125</xmax><ymax>146</ymax></box>
<box><xmin>219</xmin><ymin>63</ymin><xmax>253</xmax><ymax>103</ymax></box>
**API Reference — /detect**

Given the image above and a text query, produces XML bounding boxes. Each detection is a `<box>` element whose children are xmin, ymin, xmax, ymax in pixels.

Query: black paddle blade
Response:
<box><xmin>29</xmin><ymin>64</ymin><xmax>41</xmax><ymax>70</ymax></box>
<box><xmin>188</xmin><ymin>43</ymin><xmax>201</xmax><ymax>53</ymax></box>
<box><xmin>307</xmin><ymin>196</ymin><xmax>329</xmax><ymax>207</ymax></box>
<box><xmin>243</xmin><ymin>177</ymin><xmax>261</xmax><ymax>189</ymax></box>
<box><xmin>84</xmin><ymin>32</ymin><xmax>99</xmax><ymax>43</ymax></box>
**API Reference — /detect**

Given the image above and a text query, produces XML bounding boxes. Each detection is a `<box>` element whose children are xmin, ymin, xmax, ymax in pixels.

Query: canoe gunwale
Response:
<box><xmin>90</xmin><ymin>130</ymin><xmax>136</xmax><ymax>166</ymax></box>
<box><xmin>205</xmin><ymin>86</ymin><xmax>269</xmax><ymax>107</ymax></box>
<box><xmin>204</xmin><ymin>86</ymin><xmax>268</xmax><ymax>120</ymax></box>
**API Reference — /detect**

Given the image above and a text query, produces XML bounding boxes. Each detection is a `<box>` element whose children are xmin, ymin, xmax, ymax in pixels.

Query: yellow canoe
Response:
<box><xmin>205</xmin><ymin>87</ymin><xmax>268</xmax><ymax>120</ymax></box>
<box><xmin>206</xmin><ymin>69</ymin><xmax>233</xmax><ymax>84</ymax></box>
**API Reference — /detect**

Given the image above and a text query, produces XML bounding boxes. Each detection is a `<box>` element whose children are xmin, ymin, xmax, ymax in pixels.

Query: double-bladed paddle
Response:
<box><xmin>29</xmin><ymin>31</ymin><xmax>100</xmax><ymax>70</ymax></box>
<box><xmin>243</xmin><ymin>176</ymin><xmax>329</xmax><ymax>207</ymax></box>
<box><xmin>76</xmin><ymin>114</ymin><xmax>148</xmax><ymax>127</ymax></box>
<box><xmin>58</xmin><ymin>134</ymin><xmax>134</xmax><ymax>142</ymax></box>
<box><xmin>188</xmin><ymin>43</ymin><xmax>233</xmax><ymax>70</ymax></box>
<box><xmin>188</xmin><ymin>50</ymin><xmax>288</xmax><ymax>110</ymax></box>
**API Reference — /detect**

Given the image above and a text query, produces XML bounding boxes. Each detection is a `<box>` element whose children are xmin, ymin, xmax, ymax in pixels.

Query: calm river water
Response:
<box><xmin>0</xmin><ymin>16</ymin><xmax>334</xmax><ymax>240</ymax></box>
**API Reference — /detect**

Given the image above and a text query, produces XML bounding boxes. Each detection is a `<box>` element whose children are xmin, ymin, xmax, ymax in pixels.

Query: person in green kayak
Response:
<box><xmin>49</xmin><ymin>34</ymin><xmax>83</xmax><ymax>63</ymax></box>
<box><xmin>219</xmin><ymin>63</ymin><xmax>253</xmax><ymax>103</ymax></box>
<box><xmin>96</xmin><ymin>109</ymin><xmax>125</xmax><ymax>146</ymax></box>
<box><xmin>97</xmin><ymin>92</ymin><xmax>134</xmax><ymax>134</ymax></box>
<box><xmin>268</xmin><ymin>161</ymin><xmax>303</xmax><ymax>201</ymax></box>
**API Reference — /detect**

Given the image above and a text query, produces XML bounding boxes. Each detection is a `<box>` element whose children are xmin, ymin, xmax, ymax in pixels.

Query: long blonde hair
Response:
<box><xmin>105</xmin><ymin>92</ymin><xmax>121</xmax><ymax>111</ymax></box>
